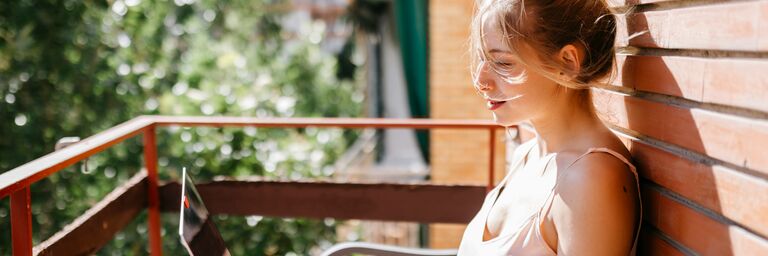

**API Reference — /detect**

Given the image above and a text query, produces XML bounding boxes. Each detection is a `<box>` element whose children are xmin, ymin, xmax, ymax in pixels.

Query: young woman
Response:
<box><xmin>457</xmin><ymin>0</ymin><xmax>642</xmax><ymax>255</ymax></box>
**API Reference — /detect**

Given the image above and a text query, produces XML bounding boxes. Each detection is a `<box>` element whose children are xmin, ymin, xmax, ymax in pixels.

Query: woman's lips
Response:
<box><xmin>487</xmin><ymin>100</ymin><xmax>507</xmax><ymax>110</ymax></box>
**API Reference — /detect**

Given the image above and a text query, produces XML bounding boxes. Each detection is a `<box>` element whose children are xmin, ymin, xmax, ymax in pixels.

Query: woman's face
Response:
<box><xmin>474</xmin><ymin>13</ymin><xmax>561</xmax><ymax>127</ymax></box>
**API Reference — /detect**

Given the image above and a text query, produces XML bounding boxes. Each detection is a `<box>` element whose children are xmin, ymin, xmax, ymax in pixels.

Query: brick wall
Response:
<box><xmin>428</xmin><ymin>0</ymin><xmax>768</xmax><ymax>254</ymax></box>
<box><xmin>606</xmin><ymin>1</ymin><xmax>768</xmax><ymax>255</ymax></box>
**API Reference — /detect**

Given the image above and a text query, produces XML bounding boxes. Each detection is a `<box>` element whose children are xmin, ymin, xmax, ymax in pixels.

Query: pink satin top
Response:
<box><xmin>457</xmin><ymin>140</ymin><xmax>642</xmax><ymax>255</ymax></box>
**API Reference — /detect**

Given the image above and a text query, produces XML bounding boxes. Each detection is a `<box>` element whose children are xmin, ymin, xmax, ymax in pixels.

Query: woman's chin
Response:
<box><xmin>492</xmin><ymin>112</ymin><xmax>518</xmax><ymax>127</ymax></box>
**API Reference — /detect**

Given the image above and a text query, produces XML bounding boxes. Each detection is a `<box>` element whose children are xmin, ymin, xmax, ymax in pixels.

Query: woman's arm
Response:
<box><xmin>551</xmin><ymin>153</ymin><xmax>640</xmax><ymax>255</ymax></box>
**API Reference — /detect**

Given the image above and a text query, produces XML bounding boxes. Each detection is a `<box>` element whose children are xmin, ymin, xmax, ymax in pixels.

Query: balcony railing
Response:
<box><xmin>0</xmin><ymin>116</ymin><xmax>506</xmax><ymax>255</ymax></box>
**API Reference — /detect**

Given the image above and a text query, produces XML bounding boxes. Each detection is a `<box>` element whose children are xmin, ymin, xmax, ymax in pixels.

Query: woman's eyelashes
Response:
<box><xmin>494</xmin><ymin>61</ymin><xmax>514</xmax><ymax>68</ymax></box>
<box><xmin>490</xmin><ymin>61</ymin><xmax>518</xmax><ymax>76</ymax></box>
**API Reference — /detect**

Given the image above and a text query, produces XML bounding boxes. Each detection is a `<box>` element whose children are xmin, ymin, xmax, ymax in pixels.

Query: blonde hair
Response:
<box><xmin>469</xmin><ymin>0</ymin><xmax>618</xmax><ymax>91</ymax></box>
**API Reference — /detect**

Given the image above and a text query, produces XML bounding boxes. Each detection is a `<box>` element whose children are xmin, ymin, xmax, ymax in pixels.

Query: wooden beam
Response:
<box><xmin>159</xmin><ymin>179</ymin><xmax>485</xmax><ymax>224</ymax></box>
<box><xmin>34</xmin><ymin>171</ymin><xmax>148</xmax><ymax>256</ymax></box>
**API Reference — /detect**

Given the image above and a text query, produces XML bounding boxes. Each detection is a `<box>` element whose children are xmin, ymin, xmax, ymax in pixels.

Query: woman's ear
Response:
<box><xmin>558</xmin><ymin>44</ymin><xmax>584</xmax><ymax>76</ymax></box>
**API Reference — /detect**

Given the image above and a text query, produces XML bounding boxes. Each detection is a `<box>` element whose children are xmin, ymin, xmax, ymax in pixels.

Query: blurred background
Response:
<box><xmin>5</xmin><ymin>0</ymin><xmax>768</xmax><ymax>255</ymax></box>
<box><xmin>0</xmin><ymin>0</ymin><xmax>440</xmax><ymax>254</ymax></box>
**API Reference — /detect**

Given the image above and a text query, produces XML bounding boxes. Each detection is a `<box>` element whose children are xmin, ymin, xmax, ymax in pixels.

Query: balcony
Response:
<box><xmin>1</xmin><ymin>116</ymin><xmax>503</xmax><ymax>255</ymax></box>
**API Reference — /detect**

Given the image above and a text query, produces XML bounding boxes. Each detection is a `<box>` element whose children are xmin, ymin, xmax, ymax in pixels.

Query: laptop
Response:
<box><xmin>179</xmin><ymin>167</ymin><xmax>231</xmax><ymax>256</ymax></box>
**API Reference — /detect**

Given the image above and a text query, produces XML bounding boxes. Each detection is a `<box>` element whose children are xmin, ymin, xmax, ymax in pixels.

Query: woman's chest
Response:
<box><xmin>484</xmin><ymin>158</ymin><xmax>557</xmax><ymax>239</ymax></box>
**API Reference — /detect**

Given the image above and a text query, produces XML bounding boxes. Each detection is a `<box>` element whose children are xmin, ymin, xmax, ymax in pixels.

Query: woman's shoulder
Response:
<box><xmin>554</xmin><ymin>141</ymin><xmax>636</xmax><ymax>189</ymax></box>
<box><xmin>550</xmin><ymin>137</ymin><xmax>638</xmax><ymax>208</ymax></box>
<box><xmin>558</xmin><ymin>150</ymin><xmax>636</xmax><ymax>188</ymax></box>
<box><xmin>555</xmin><ymin>132</ymin><xmax>633</xmax><ymax>172</ymax></box>
<box><xmin>547</xmin><ymin>144</ymin><xmax>640</xmax><ymax>254</ymax></box>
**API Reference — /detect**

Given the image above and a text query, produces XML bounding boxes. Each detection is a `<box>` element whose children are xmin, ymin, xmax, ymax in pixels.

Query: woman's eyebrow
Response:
<box><xmin>488</xmin><ymin>49</ymin><xmax>512</xmax><ymax>54</ymax></box>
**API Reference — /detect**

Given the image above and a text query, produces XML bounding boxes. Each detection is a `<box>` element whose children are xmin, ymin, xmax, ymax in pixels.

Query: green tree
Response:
<box><xmin>0</xmin><ymin>0</ymin><xmax>363</xmax><ymax>255</ymax></box>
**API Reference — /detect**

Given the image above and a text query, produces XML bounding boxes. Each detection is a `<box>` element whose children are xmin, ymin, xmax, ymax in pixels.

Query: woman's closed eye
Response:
<box><xmin>494</xmin><ymin>61</ymin><xmax>515</xmax><ymax>68</ymax></box>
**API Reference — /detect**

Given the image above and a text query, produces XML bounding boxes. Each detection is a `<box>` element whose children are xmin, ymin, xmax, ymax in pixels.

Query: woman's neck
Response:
<box><xmin>529</xmin><ymin>99</ymin><xmax>603</xmax><ymax>155</ymax></box>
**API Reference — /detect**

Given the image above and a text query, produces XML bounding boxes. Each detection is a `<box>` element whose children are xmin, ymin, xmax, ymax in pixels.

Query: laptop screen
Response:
<box><xmin>179</xmin><ymin>167</ymin><xmax>230</xmax><ymax>256</ymax></box>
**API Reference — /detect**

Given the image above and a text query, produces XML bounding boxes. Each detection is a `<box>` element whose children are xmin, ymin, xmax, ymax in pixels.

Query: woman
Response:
<box><xmin>457</xmin><ymin>0</ymin><xmax>642</xmax><ymax>255</ymax></box>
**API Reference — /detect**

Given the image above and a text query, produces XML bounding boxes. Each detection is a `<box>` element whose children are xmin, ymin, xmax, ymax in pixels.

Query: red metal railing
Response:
<box><xmin>0</xmin><ymin>116</ymin><xmax>504</xmax><ymax>255</ymax></box>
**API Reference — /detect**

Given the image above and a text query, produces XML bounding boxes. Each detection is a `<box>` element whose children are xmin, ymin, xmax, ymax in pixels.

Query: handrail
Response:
<box><xmin>151</xmin><ymin>116</ymin><xmax>501</xmax><ymax>129</ymax></box>
<box><xmin>0</xmin><ymin>116</ymin><xmax>501</xmax><ymax>197</ymax></box>
<box><xmin>0</xmin><ymin>117</ymin><xmax>154</xmax><ymax>197</ymax></box>
<box><xmin>0</xmin><ymin>115</ymin><xmax>504</xmax><ymax>256</ymax></box>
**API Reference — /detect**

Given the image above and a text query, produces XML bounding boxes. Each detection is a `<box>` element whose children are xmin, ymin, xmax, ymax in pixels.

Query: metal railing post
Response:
<box><xmin>143</xmin><ymin>125</ymin><xmax>162</xmax><ymax>256</ymax></box>
<box><xmin>11</xmin><ymin>186</ymin><xmax>33</xmax><ymax>256</ymax></box>
<box><xmin>487</xmin><ymin>128</ymin><xmax>496</xmax><ymax>192</ymax></box>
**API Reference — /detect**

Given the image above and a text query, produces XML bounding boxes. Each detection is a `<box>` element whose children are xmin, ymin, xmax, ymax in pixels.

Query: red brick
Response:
<box><xmin>760</xmin><ymin>2</ymin><xmax>768</xmax><ymax>50</ymax></box>
<box><xmin>593</xmin><ymin>90</ymin><xmax>768</xmax><ymax>175</ymax></box>
<box><xmin>613</xmin><ymin>56</ymin><xmax>768</xmax><ymax>113</ymax></box>
<box><xmin>630</xmin><ymin>141</ymin><xmax>768</xmax><ymax>238</ymax></box>
<box><xmin>637</xmin><ymin>229</ymin><xmax>685</xmax><ymax>256</ymax></box>
<box><xmin>643</xmin><ymin>188</ymin><xmax>768</xmax><ymax>255</ymax></box>
<box><xmin>616</xmin><ymin>2</ymin><xmax>767</xmax><ymax>51</ymax></box>
<box><xmin>702</xmin><ymin>58</ymin><xmax>768</xmax><ymax>113</ymax></box>
<box><xmin>614</xmin><ymin>55</ymin><xmax>705</xmax><ymax>101</ymax></box>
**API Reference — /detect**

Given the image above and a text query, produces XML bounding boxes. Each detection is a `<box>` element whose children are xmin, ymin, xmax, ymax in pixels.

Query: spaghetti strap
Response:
<box><xmin>587</xmin><ymin>148</ymin><xmax>638</xmax><ymax>173</ymax></box>
<box><xmin>557</xmin><ymin>147</ymin><xmax>638</xmax><ymax>187</ymax></box>
<box><xmin>457</xmin><ymin>145</ymin><xmax>643</xmax><ymax>255</ymax></box>
<box><xmin>485</xmin><ymin>139</ymin><xmax>542</xmax><ymax>225</ymax></box>
<box><xmin>495</xmin><ymin>139</ymin><xmax>540</xmax><ymax>190</ymax></box>
<box><xmin>536</xmin><ymin>147</ymin><xmax>643</xmax><ymax>255</ymax></box>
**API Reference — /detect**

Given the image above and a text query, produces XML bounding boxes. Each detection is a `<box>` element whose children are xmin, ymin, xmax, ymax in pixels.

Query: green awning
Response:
<box><xmin>394</xmin><ymin>0</ymin><xmax>430</xmax><ymax>162</ymax></box>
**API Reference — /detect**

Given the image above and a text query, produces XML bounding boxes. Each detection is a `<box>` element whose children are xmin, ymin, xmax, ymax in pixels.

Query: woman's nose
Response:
<box><xmin>474</xmin><ymin>61</ymin><xmax>493</xmax><ymax>91</ymax></box>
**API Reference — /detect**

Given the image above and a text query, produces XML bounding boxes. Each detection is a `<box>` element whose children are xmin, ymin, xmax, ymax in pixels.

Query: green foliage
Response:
<box><xmin>0</xmin><ymin>0</ymin><xmax>363</xmax><ymax>255</ymax></box>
